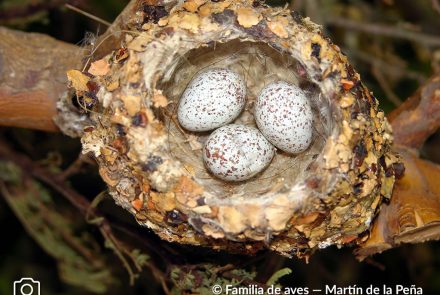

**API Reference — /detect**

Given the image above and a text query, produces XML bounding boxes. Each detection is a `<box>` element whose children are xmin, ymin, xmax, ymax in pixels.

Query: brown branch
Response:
<box><xmin>371</xmin><ymin>64</ymin><xmax>402</xmax><ymax>106</ymax></box>
<box><xmin>0</xmin><ymin>27</ymin><xmax>83</xmax><ymax>131</ymax></box>
<box><xmin>326</xmin><ymin>17</ymin><xmax>440</xmax><ymax>47</ymax></box>
<box><xmin>433</xmin><ymin>0</ymin><xmax>440</xmax><ymax>15</ymax></box>
<box><xmin>58</xmin><ymin>153</ymin><xmax>94</xmax><ymax>180</ymax></box>
<box><xmin>344</xmin><ymin>48</ymin><xmax>427</xmax><ymax>83</ymax></box>
<box><xmin>0</xmin><ymin>0</ymin><xmax>70</xmax><ymax>20</ymax></box>
<box><xmin>357</xmin><ymin>74</ymin><xmax>440</xmax><ymax>259</ymax></box>
<box><xmin>356</xmin><ymin>148</ymin><xmax>440</xmax><ymax>260</ymax></box>
<box><xmin>0</xmin><ymin>1</ymin><xmax>140</xmax><ymax>132</ymax></box>
<box><xmin>388</xmin><ymin>75</ymin><xmax>440</xmax><ymax>150</ymax></box>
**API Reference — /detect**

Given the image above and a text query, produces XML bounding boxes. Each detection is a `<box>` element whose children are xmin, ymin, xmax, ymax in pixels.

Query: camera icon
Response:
<box><xmin>13</xmin><ymin>278</ymin><xmax>40</xmax><ymax>295</ymax></box>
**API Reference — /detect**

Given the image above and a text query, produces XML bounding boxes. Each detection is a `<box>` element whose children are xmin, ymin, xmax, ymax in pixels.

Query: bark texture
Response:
<box><xmin>356</xmin><ymin>74</ymin><xmax>440</xmax><ymax>259</ymax></box>
<box><xmin>0</xmin><ymin>27</ymin><xmax>83</xmax><ymax>131</ymax></box>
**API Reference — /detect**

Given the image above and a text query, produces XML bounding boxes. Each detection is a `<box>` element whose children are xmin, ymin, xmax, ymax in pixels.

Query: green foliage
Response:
<box><xmin>0</xmin><ymin>160</ymin><xmax>117</xmax><ymax>294</ymax></box>
<box><xmin>266</xmin><ymin>267</ymin><xmax>292</xmax><ymax>286</ymax></box>
<box><xmin>130</xmin><ymin>249</ymin><xmax>150</xmax><ymax>269</ymax></box>
<box><xmin>0</xmin><ymin>161</ymin><xmax>21</xmax><ymax>184</ymax></box>
<box><xmin>170</xmin><ymin>264</ymin><xmax>259</xmax><ymax>295</ymax></box>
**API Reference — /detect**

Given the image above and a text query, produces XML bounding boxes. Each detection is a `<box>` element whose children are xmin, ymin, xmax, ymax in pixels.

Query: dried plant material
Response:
<box><xmin>245</xmin><ymin>204</ymin><xmax>265</xmax><ymax>228</ymax></box>
<box><xmin>88</xmin><ymin>59</ymin><xmax>110</xmax><ymax>76</ymax></box>
<box><xmin>295</xmin><ymin>212</ymin><xmax>320</xmax><ymax>225</ymax></box>
<box><xmin>218</xmin><ymin>207</ymin><xmax>246</xmax><ymax>234</ymax></box>
<box><xmin>124</xmin><ymin>54</ymin><xmax>142</xmax><ymax>84</ymax></box>
<box><xmin>105</xmin><ymin>78</ymin><xmax>120</xmax><ymax>92</ymax></box>
<box><xmin>186</xmin><ymin>135</ymin><xmax>203</xmax><ymax>151</ymax></box>
<box><xmin>151</xmin><ymin>192</ymin><xmax>176</xmax><ymax>212</ymax></box>
<box><xmin>202</xmin><ymin>224</ymin><xmax>225</xmax><ymax>239</ymax></box>
<box><xmin>141</xmin><ymin>23</ymin><xmax>153</xmax><ymax>31</ymax></box>
<box><xmin>70</xmin><ymin>0</ymin><xmax>400</xmax><ymax>259</ymax></box>
<box><xmin>183</xmin><ymin>0</ymin><xmax>206</xmax><ymax>13</ymax></box>
<box><xmin>99</xmin><ymin>167</ymin><xmax>119</xmax><ymax>186</ymax></box>
<box><xmin>131</xmin><ymin>198</ymin><xmax>143</xmax><ymax>211</ymax></box>
<box><xmin>192</xmin><ymin>205</ymin><xmax>212</xmax><ymax>214</ymax></box>
<box><xmin>237</xmin><ymin>7</ymin><xmax>261</xmax><ymax>28</ymax></box>
<box><xmin>113</xmin><ymin>48</ymin><xmax>129</xmax><ymax>63</ymax></box>
<box><xmin>266</xmin><ymin>196</ymin><xmax>293</xmax><ymax>231</ymax></box>
<box><xmin>199</xmin><ymin>1</ymin><xmax>232</xmax><ymax>17</ymax></box>
<box><xmin>201</xmin><ymin>17</ymin><xmax>220</xmax><ymax>32</ymax></box>
<box><xmin>267</xmin><ymin>16</ymin><xmax>289</xmax><ymax>38</ymax></box>
<box><xmin>128</xmin><ymin>32</ymin><xmax>153</xmax><ymax>52</ymax></box>
<box><xmin>157</xmin><ymin>18</ymin><xmax>168</xmax><ymax>26</ymax></box>
<box><xmin>67</xmin><ymin>70</ymin><xmax>89</xmax><ymax>91</ymax></box>
<box><xmin>121</xmin><ymin>95</ymin><xmax>141</xmax><ymax>116</ymax></box>
<box><xmin>341</xmin><ymin>78</ymin><xmax>355</xmax><ymax>90</ymax></box>
<box><xmin>101</xmin><ymin>146</ymin><xmax>118</xmax><ymax>164</ymax></box>
<box><xmin>168</xmin><ymin>12</ymin><xmax>201</xmax><ymax>34</ymax></box>
<box><xmin>152</xmin><ymin>89</ymin><xmax>169</xmax><ymax>108</ymax></box>
<box><xmin>340</xmin><ymin>95</ymin><xmax>354</xmax><ymax>108</ymax></box>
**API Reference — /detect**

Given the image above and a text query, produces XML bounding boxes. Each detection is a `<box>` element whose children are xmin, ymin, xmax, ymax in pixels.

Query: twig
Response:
<box><xmin>371</xmin><ymin>64</ymin><xmax>403</xmax><ymax>106</ymax></box>
<box><xmin>326</xmin><ymin>17</ymin><xmax>440</xmax><ymax>47</ymax></box>
<box><xmin>0</xmin><ymin>141</ymin><xmax>167</xmax><ymax>288</ymax></box>
<box><xmin>0</xmin><ymin>182</ymin><xmax>100</xmax><ymax>269</ymax></box>
<box><xmin>99</xmin><ymin>223</ymin><xmax>138</xmax><ymax>285</ymax></box>
<box><xmin>0</xmin><ymin>0</ymin><xmax>79</xmax><ymax>20</ymax></box>
<box><xmin>344</xmin><ymin>48</ymin><xmax>427</xmax><ymax>83</ymax></box>
<box><xmin>388</xmin><ymin>75</ymin><xmax>440</xmax><ymax>149</ymax></box>
<box><xmin>58</xmin><ymin>154</ymin><xmax>93</xmax><ymax>180</ymax></box>
<box><xmin>433</xmin><ymin>0</ymin><xmax>440</xmax><ymax>15</ymax></box>
<box><xmin>65</xmin><ymin>4</ymin><xmax>112</xmax><ymax>27</ymax></box>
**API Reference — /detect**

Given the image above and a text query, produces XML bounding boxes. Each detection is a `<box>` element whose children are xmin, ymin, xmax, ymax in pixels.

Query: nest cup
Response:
<box><xmin>160</xmin><ymin>40</ymin><xmax>329</xmax><ymax>196</ymax></box>
<box><xmin>75</xmin><ymin>0</ymin><xmax>400</xmax><ymax>258</ymax></box>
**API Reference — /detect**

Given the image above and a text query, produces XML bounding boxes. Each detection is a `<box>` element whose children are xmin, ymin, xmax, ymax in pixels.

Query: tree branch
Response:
<box><xmin>388</xmin><ymin>75</ymin><xmax>440</xmax><ymax>150</ymax></box>
<box><xmin>357</xmin><ymin>75</ymin><xmax>440</xmax><ymax>259</ymax></box>
<box><xmin>356</xmin><ymin>148</ymin><xmax>440</xmax><ymax>260</ymax></box>
<box><xmin>0</xmin><ymin>27</ymin><xmax>83</xmax><ymax>131</ymax></box>
<box><xmin>326</xmin><ymin>17</ymin><xmax>440</xmax><ymax>47</ymax></box>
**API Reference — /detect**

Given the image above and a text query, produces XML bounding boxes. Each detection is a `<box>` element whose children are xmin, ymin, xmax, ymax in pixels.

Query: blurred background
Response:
<box><xmin>1</xmin><ymin>0</ymin><xmax>440</xmax><ymax>294</ymax></box>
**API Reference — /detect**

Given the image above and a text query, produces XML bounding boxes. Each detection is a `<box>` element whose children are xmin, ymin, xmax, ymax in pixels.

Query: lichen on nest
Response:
<box><xmin>63</xmin><ymin>0</ymin><xmax>401</xmax><ymax>258</ymax></box>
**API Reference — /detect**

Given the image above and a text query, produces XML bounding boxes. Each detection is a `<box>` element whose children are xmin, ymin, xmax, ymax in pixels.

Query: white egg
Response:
<box><xmin>255</xmin><ymin>81</ymin><xmax>313</xmax><ymax>154</ymax></box>
<box><xmin>177</xmin><ymin>68</ymin><xmax>246</xmax><ymax>132</ymax></box>
<box><xmin>203</xmin><ymin>124</ymin><xmax>275</xmax><ymax>181</ymax></box>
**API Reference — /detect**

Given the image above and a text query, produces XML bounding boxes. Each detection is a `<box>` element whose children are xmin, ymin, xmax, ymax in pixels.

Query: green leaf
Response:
<box><xmin>266</xmin><ymin>268</ymin><xmax>292</xmax><ymax>286</ymax></box>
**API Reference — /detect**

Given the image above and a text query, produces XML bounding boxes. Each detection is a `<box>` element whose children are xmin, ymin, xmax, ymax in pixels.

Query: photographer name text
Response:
<box><xmin>217</xmin><ymin>284</ymin><xmax>423</xmax><ymax>295</ymax></box>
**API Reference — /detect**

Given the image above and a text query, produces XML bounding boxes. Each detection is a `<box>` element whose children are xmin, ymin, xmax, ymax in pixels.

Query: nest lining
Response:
<box><xmin>158</xmin><ymin>40</ymin><xmax>332</xmax><ymax>198</ymax></box>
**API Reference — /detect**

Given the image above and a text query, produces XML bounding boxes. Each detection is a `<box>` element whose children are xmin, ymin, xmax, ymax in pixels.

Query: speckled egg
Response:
<box><xmin>177</xmin><ymin>68</ymin><xmax>246</xmax><ymax>132</ymax></box>
<box><xmin>203</xmin><ymin>124</ymin><xmax>275</xmax><ymax>181</ymax></box>
<box><xmin>255</xmin><ymin>81</ymin><xmax>313</xmax><ymax>154</ymax></box>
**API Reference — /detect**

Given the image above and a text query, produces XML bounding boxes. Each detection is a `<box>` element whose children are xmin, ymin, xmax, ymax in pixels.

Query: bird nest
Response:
<box><xmin>63</xmin><ymin>0</ymin><xmax>400</xmax><ymax>258</ymax></box>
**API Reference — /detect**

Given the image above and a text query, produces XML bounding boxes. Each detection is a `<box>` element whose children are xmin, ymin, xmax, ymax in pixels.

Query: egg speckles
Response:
<box><xmin>203</xmin><ymin>124</ymin><xmax>275</xmax><ymax>181</ymax></box>
<box><xmin>255</xmin><ymin>81</ymin><xmax>313</xmax><ymax>154</ymax></box>
<box><xmin>177</xmin><ymin>68</ymin><xmax>246</xmax><ymax>132</ymax></box>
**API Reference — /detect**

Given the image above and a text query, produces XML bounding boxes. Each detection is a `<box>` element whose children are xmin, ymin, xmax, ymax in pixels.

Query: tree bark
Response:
<box><xmin>387</xmin><ymin>76</ymin><xmax>440</xmax><ymax>150</ymax></box>
<box><xmin>356</xmin><ymin>75</ymin><xmax>440</xmax><ymax>259</ymax></box>
<box><xmin>0</xmin><ymin>27</ymin><xmax>83</xmax><ymax>131</ymax></box>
